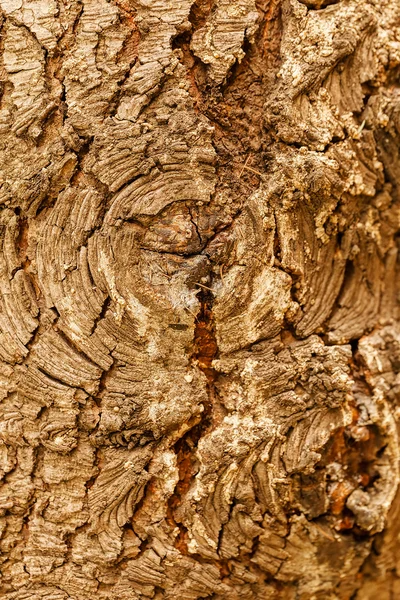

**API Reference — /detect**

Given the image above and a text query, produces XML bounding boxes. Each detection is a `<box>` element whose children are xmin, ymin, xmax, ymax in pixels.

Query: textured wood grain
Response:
<box><xmin>0</xmin><ymin>0</ymin><xmax>400</xmax><ymax>598</ymax></box>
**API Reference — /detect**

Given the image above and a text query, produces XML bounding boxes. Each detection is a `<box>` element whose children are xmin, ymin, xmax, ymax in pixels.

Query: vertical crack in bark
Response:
<box><xmin>193</xmin><ymin>287</ymin><xmax>218</xmax><ymax>402</ymax></box>
<box><xmin>15</xmin><ymin>216</ymin><xmax>30</xmax><ymax>271</ymax></box>
<box><xmin>167</xmin><ymin>285</ymin><xmax>220</xmax><ymax>554</ymax></box>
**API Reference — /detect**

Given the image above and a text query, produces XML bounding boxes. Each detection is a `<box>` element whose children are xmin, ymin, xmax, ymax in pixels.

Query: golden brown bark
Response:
<box><xmin>0</xmin><ymin>0</ymin><xmax>400</xmax><ymax>598</ymax></box>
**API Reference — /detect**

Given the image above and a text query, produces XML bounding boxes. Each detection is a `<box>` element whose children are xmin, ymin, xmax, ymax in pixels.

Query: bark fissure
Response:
<box><xmin>167</xmin><ymin>285</ymin><xmax>220</xmax><ymax>554</ymax></box>
<box><xmin>1</xmin><ymin>0</ymin><xmax>400</xmax><ymax>597</ymax></box>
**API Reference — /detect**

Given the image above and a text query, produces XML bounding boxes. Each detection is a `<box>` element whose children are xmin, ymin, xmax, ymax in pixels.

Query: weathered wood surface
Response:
<box><xmin>0</xmin><ymin>0</ymin><xmax>400</xmax><ymax>598</ymax></box>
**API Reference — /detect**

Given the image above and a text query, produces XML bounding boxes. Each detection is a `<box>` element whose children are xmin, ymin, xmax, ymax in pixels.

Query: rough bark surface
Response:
<box><xmin>1</xmin><ymin>0</ymin><xmax>400</xmax><ymax>598</ymax></box>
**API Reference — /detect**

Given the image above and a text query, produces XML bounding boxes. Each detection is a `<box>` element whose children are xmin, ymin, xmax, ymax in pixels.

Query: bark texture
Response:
<box><xmin>1</xmin><ymin>0</ymin><xmax>400</xmax><ymax>598</ymax></box>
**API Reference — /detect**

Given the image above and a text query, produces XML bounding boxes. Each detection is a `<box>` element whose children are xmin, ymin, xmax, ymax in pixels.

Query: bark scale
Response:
<box><xmin>0</xmin><ymin>0</ymin><xmax>400</xmax><ymax>598</ymax></box>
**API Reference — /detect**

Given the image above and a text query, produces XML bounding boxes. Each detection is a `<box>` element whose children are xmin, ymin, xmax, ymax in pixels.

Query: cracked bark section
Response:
<box><xmin>1</xmin><ymin>0</ymin><xmax>400</xmax><ymax>598</ymax></box>
<box><xmin>167</xmin><ymin>286</ymin><xmax>219</xmax><ymax>554</ymax></box>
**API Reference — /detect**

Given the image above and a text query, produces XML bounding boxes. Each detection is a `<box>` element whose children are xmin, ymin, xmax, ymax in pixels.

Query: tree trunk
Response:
<box><xmin>1</xmin><ymin>0</ymin><xmax>400</xmax><ymax>598</ymax></box>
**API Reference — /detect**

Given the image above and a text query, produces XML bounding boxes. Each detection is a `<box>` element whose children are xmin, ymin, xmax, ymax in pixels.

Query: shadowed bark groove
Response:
<box><xmin>1</xmin><ymin>0</ymin><xmax>400</xmax><ymax>598</ymax></box>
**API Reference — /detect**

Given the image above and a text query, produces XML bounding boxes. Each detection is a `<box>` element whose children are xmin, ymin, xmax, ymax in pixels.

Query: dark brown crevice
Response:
<box><xmin>70</xmin><ymin>135</ymin><xmax>95</xmax><ymax>186</ymax></box>
<box><xmin>167</xmin><ymin>286</ymin><xmax>220</xmax><ymax>555</ymax></box>
<box><xmin>193</xmin><ymin>285</ymin><xmax>227</xmax><ymax>432</ymax></box>
<box><xmin>193</xmin><ymin>287</ymin><xmax>218</xmax><ymax>387</ymax></box>
<box><xmin>166</xmin><ymin>417</ymin><xmax>201</xmax><ymax>553</ymax></box>
<box><xmin>15</xmin><ymin>216</ymin><xmax>31</xmax><ymax>273</ymax></box>
<box><xmin>84</xmin><ymin>447</ymin><xmax>103</xmax><ymax>491</ymax></box>
<box><xmin>89</xmin><ymin>295</ymin><xmax>111</xmax><ymax>336</ymax></box>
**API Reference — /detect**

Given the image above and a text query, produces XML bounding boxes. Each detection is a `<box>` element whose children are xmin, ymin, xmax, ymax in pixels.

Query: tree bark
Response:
<box><xmin>1</xmin><ymin>0</ymin><xmax>400</xmax><ymax>598</ymax></box>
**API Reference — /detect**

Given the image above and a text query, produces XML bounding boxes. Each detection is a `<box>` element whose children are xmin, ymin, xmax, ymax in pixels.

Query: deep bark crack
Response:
<box><xmin>167</xmin><ymin>285</ymin><xmax>220</xmax><ymax>554</ymax></box>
